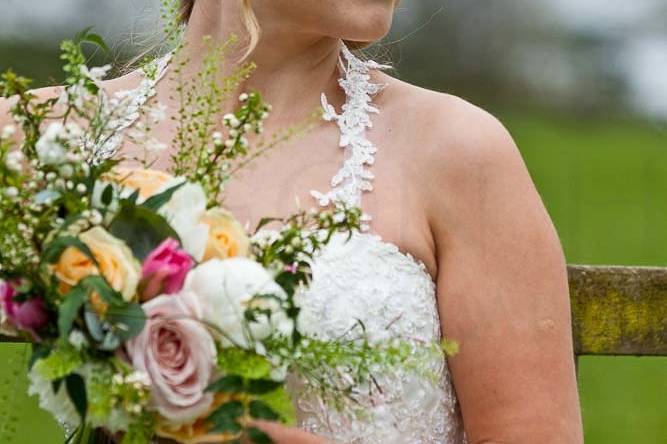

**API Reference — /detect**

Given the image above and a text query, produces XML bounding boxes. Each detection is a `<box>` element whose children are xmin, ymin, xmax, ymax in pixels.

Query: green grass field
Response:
<box><xmin>1</xmin><ymin>112</ymin><xmax>666</xmax><ymax>443</ymax></box>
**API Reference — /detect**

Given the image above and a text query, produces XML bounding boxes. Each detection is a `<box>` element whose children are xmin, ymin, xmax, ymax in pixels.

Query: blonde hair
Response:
<box><xmin>181</xmin><ymin>0</ymin><xmax>260</xmax><ymax>58</ymax></box>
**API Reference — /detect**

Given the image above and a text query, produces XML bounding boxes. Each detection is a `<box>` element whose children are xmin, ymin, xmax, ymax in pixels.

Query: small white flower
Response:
<box><xmin>89</xmin><ymin>210</ymin><xmax>103</xmax><ymax>225</ymax></box>
<box><xmin>1</xmin><ymin>124</ymin><xmax>16</xmax><ymax>139</ymax></box>
<box><xmin>125</xmin><ymin>371</ymin><xmax>151</xmax><ymax>387</ymax></box>
<box><xmin>36</xmin><ymin>122</ymin><xmax>67</xmax><ymax>165</ymax></box>
<box><xmin>5</xmin><ymin>150</ymin><xmax>23</xmax><ymax>172</ymax></box>
<box><xmin>5</xmin><ymin>187</ymin><xmax>18</xmax><ymax>198</ymax></box>
<box><xmin>76</xmin><ymin>183</ymin><xmax>87</xmax><ymax>194</ymax></box>
<box><xmin>68</xmin><ymin>330</ymin><xmax>89</xmax><ymax>350</ymax></box>
<box><xmin>59</xmin><ymin>164</ymin><xmax>74</xmax><ymax>178</ymax></box>
<box><xmin>64</xmin><ymin>122</ymin><xmax>83</xmax><ymax>140</ymax></box>
<box><xmin>80</xmin><ymin>64</ymin><xmax>112</xmax><ymax>82</ymax></box>
<box><xmin>239</xmin><ymin>93</ymin><xmax>249</xmax><ymax>102</ymax></box>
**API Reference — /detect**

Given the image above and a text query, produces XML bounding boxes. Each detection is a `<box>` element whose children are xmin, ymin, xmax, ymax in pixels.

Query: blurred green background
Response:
<box><xmin>1</xmin><ymin>0</ymin><xmax>666</xmax><ymax>442</ymax></box>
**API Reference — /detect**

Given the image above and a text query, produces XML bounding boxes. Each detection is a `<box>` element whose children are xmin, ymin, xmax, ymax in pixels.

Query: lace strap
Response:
<box><xmin>91</xmin><ymin>52</ymin><xmax>172</xmax><ymax>164</ymax></box>
<box><xmin>310</xmin><ymin>44</ymin><xmax>390</xmax><ymax>231</ymax></box>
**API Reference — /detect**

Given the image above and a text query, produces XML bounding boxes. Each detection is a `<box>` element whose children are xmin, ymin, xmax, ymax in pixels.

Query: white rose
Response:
<box><xmin>183</xmin><ymin>258</ymin><xmax>291</xmax><ymax>348</ymax></box>
<box><xmin>159</xmin><ymin>182</ymin><xmax>210</xmax><ymax>261</ymax></box>
<box><xmin>36</xmin><ymin>122</ymin><xmax>67</xmax><ymax>165</ymax></box>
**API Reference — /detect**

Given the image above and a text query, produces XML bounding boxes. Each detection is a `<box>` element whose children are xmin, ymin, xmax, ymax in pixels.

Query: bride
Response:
<box><xmin>0</xmin><ymin>1</ymin><xmax>583</xmax><ymax>443</ymax></box>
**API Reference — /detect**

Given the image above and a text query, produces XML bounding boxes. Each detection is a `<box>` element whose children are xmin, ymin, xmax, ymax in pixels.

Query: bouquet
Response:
<box><xmin>0</xmin><ymin>26</ymin><xmax>452</xmax><ymax>444</ymax></box>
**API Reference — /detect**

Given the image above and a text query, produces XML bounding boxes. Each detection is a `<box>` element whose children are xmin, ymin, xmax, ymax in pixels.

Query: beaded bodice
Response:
<box><xmin>102</xmin><ymin>44</ymin><xmax>466</xmax><ymax>444</ymax></box>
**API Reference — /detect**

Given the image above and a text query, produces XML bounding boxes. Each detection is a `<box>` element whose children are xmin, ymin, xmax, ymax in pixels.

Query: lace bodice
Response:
<box><xmin>284</xmin><ymin>46</ymin><xmax>466</xmax><ymax>444</ymax></box>
<box><xmin>101</xmin><ymin>43</ymin><xmax>466</xmax><ymax>444</ymax></box>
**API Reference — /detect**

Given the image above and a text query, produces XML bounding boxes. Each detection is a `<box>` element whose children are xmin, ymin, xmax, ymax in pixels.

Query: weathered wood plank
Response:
<box><xmin>569</xmin><ymin>265</ymin><xmax>667</xmax><ymax>356</ymax></box>
<box><xmin>2</xmin><ymin>265</ymin><xmax>667</xmax><ymax>357</ymax></box>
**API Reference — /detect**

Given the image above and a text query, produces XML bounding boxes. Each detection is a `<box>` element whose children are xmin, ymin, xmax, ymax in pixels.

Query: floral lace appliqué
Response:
<box><xmin>310</xmin><ymin>45</ymin><xmax>391</xmax><ymax>232</ymax></box>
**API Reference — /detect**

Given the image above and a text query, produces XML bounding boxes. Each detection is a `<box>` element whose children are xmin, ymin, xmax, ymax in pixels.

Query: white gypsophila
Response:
<box><xmin>159</xmin><ymin>181</ymin><xmax>210</xmax><ymax>261</ymax></box>
<box><xmin>27</xmin><ymin>367</ymin><xmax>80</xmax><ymax>428</ymax></box>
<box><xmin>5</xmin><ymin>150</ymin><xmax>24</xmax><ymax>172</ymax></box>
<box><xmin>124</xmin><ymin>370</ymin><xmax>151</xmax><ymax>387</ymax></box>
<box><xmin>80</xmin><ymin>64</ymin><xmax>112</xmax><ymax>83</ymax></box>
<box><xmin>1</xmin><ymin>124</ymin><xmax>16</xmax><ymax>139</ymax></box>
<box><xmin>36</xmin><ymin>122</ymin><xmax>68</xmax><ymax>165</ymax></box>
<box><xmin>67</xmin><ymin>330</ymin><xmax>89</xmax><ymax>350</ymax></box>
<box><xmin>183</xmin><ymin>258</ymin><xmax>292</xmax><ymax>349</ymax></box>
<box><xmin>58</xmin><ymin>82</ymin><xmax>91</xmax><ymax>110</ymax></box>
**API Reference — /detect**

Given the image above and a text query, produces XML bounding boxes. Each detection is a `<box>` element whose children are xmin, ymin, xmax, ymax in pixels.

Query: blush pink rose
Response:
<box><xmin>140</xmin><ymin>238</ymin><xmax>194</xmax><ymax>301</ymax></box>
<box><xmin>126</xmin><ymin>291</ymin><xmax>217</xmax><ymax>424</ymax></box>
<box><xmin>0</xmin><ymin>280</ymin><xmax>49</xmax><ymax>336</ymax></box>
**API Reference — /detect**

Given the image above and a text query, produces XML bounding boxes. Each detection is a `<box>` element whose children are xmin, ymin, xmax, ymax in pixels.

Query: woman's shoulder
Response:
<box><xmin>377</xmin><ymin>73</ymin><xmax>519</xmax><ymax>168</ymax></box>
<box><xmin>376</xmin><ymin>73</ymin><xmax>531</xmax><ymax>221</ymax></box>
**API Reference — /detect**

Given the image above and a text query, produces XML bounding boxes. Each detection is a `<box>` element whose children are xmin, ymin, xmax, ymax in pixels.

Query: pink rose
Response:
<box><xmin>0</xmin><ymin>280</ymin><xmax>48</xmax><ymax>336</ymax></box>
<box><xmin>126</xmin><ymin>291</ymin><xmax>217</xmax><ymax>424</ymax></box>
<box><xmin>140</xmin><ymin>238</ymin><xmax>194</xmax><ymax>301</ymax></box>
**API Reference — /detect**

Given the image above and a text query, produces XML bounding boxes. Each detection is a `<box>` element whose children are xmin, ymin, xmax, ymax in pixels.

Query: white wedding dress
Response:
<box><xmin>99</xmin><ymin>44</ymin><xmax>467</xmax><ymax>444</ymax></box>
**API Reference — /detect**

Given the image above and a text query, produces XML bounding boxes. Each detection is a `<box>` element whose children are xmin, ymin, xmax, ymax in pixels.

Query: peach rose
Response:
<box><xmin>200</xmin><ymin>208</ymin><xmax>250</xmax><ymax>261</ymax></box>
<box><xmin>54</xmin><ymin>227</ymin><xmax>141</xmax><ymax>304</ymax></box>
<box><xmin>106</xmin><ymin>168</ymin><xmax>177</xmax><ymax>200</ymax></box>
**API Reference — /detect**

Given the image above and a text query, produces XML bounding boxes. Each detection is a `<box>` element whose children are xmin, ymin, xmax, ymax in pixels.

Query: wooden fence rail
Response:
<box><xmin>2</xmin><ymin>265</ymin><xmax>667</xmax><ymax>357</ymax></box>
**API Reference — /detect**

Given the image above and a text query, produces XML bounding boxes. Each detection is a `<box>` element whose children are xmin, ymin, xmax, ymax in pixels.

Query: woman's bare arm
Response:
<box><xmin>424</xmin><ymin>98</ymin><xmax>583</xmax><ymax>443</ymax></box>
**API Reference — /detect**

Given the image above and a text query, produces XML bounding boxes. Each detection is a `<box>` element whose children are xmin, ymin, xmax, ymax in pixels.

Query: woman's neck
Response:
<box><xmin>179</xmin><ymin>1</ymin><xmax>345</xmax><ymax>127</ymax></box>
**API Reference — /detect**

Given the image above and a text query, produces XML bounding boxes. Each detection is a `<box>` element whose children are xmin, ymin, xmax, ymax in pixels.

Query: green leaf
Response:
<box><xmin>79</xmin><ymin>275</ymin><xmax>124</xmax><ymax>306</ymax></box>
<box><xmin>245</xmin><ymin>378</ymin><xmax>283</xmax><ymax>395</ymax></box>
<box><xmin>127</xmin><ymin>189</ymin><xmax>140</xmax><ymax>206</ymax></box>
<box><xmin>74</xmin><ymin>26</ymin><xmax>110</xmax><ymax>53</ymax></box>
<box><xmin>257</xmin><ymin>387</ymin><xmax>296</xmax><ymax>426</ymax></box>
<box><xmin>206</xmin><ymin>374</ymin><xmax>244</xmax><ymax>393</ymax></box>
<box><xmin>140</xmin><ymin>181</ymin><xmax>185</xmax><ymax>211</ymax></box>
<box><xmin>246</xmin><ymin>427</ymin><xmax>273</xmax><ymax>444</ymax></box>
<box><xmin>82</xmin><ymin>33</ymin><xmax>110</xmax><ymax>54</ymax></box>
<box><xmin>42</xmin><ymin>236</ymin><xmax>96</xmax><ymax>266</ymax></box>
<box><xmin>65</xmin><ymin>373</ymin><xmax>87</xmax><ymax>422</ymax></box>
<box><xmin>207</xmin><ymin>400</ymin><xmax>244</xmax><ymax>434</ymax></box>
<box><xmin>254</xmin><ymin>217</ymin><xmax>282</xmax><ymax>234</ymax></box>
<box><xmin>101</xmin><ymin>184</ymin><xmax>114</xmax><ymax>206</ymax></box>
<box><xmin>248</xmin><ymin>400</ymin><xmax>280</xmax><ymax>421</ymax></box>
<box><xmin>33</xmin><ymin>342</ymin><xmax>83</xmax><ymax>381</ymax></box>
<box><xmin>105</xmin><ymin>303</ymin><xmax>146</xmax><ymax>342</ymax></box>
<box><xmin>28</xmin><ymin>344</ymin><xmax>52</xmax><ymax>370</ymax></box>
<box><xmin>109</xmin><ymin>204</ymin><xmax>180</xmax><ymax>261</ymax></box>
<box><xmin>217</xmin><ymin>348</ymin><xmax>272</xmax><ymax>380</ymax></box>
<box><xmin>58</xmin><ymin>285</ymin><xmax>88</xmax><ymax>337</ymax></box>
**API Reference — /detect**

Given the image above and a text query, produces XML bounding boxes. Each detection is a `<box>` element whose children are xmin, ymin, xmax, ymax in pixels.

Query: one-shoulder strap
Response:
<box><xmin>310</xmin><ymin>44</ymin><xmax>391</xmax><ymax>231</ymax></box>
<box><xmin>92</xmin><ymin>52</ymin><xmax>172</xmax><ymax>164</ymax></box>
